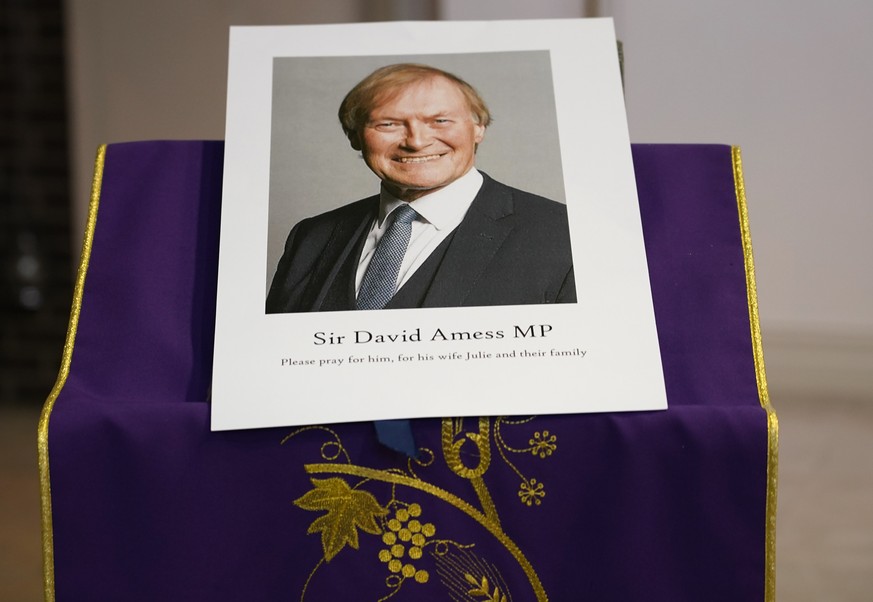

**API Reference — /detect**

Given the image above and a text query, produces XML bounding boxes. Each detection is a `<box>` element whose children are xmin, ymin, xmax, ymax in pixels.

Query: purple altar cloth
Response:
<box><xmin>41</xmin><ymin>142</ymin><xmax>775</xmax><ymax>601</ymax></box>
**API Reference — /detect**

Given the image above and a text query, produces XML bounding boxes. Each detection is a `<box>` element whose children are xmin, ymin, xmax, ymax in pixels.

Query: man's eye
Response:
<box><xmin>433</xmin><ymin>118</ymin><xmax>451</xmax><ymax>124</ymax></box>
<box><xmin>375</xmin><ymin>121</ymin><xmax>398</xmax><ymax>129</ymax></box>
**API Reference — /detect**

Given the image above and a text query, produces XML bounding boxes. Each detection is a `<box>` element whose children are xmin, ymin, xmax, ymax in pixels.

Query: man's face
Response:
<box><xmin>356</xmin><ymin>76</ymin><xmax>486</xmax><ymax>201</ymax></box>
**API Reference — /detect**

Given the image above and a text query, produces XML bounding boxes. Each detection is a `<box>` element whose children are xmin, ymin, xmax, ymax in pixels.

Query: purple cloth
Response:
<box><xmin>47</xmin><ymin>142</ymin><xmax>768</xmax><ymax>600</ymax></box>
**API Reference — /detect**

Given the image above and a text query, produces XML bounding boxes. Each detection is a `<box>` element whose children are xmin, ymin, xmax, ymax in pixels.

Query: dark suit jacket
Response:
<box><xmin>266</xmin><ymin>173</ymin><xmax>575</xmax><ymax>312</ymax></box>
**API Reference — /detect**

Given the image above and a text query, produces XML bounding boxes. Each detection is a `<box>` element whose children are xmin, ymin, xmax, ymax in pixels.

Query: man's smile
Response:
<box><xmin>395</xmin><ymin>153</ymin><xmax>445</xmax><ymax>164</ymax></box>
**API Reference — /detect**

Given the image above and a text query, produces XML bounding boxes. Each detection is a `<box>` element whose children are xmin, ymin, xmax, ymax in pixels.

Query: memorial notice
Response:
<box><xmin>212</xmin><ymin>19</ymin><xmax>667</xmax><ymax>430</ymax></box>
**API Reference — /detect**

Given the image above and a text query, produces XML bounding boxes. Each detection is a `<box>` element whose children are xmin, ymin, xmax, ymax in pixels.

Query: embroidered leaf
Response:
<box><xmin>465</xmin><ymin>573</ymin><xmax>506</xmax><ymax>601</ymax></box>
<box><xmin>294</xmin><ymin>477</ymin><xmax>387</xmax><ymax>562</ymax></box>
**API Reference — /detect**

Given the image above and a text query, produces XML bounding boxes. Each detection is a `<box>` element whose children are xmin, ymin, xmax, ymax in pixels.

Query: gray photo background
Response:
<box><xmin>266</xmin><ymin>50</ymin><xmax>565</xmax><ymax>291</ymax></box>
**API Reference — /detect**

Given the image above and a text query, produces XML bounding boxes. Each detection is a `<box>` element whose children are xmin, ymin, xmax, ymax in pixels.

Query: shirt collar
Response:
<box><xmin>378</xmin><ymin>168</ymin><xmax>484</xmax><ymax>229</ymax></box>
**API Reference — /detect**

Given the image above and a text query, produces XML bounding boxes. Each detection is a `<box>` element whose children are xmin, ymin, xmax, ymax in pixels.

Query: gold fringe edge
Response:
<box><xmin>37</xmin><ymin>144</ymin><xmax>106</xmax><ymax>602</ymax></box>
<box><xmin>731</xmin><ymin>146</ymin><xmax>779</xmax><ymax>602</ymax></box>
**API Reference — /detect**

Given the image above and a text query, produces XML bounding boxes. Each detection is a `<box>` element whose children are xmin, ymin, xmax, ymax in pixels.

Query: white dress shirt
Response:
<box><xmin>355</xmin><ymin>168</ymin><xmax>484</xmax><ymax>294</ymax></box>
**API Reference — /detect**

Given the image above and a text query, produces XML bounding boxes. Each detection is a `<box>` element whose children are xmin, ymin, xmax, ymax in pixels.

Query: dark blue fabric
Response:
<box><xmin>374</xmin><ymin>418</ymin><xmax>418</xmax><ymax>457</ymax></box>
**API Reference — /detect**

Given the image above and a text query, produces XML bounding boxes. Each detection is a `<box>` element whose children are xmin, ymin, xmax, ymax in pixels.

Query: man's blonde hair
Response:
<box><xmin>338</xmin><ymin>63</ymin><xmax>491</xmax><ymax>148</ymax></box>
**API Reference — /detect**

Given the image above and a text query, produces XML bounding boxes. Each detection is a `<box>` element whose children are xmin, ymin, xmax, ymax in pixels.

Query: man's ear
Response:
<box><xmin>349</xmin><ymin>132</ymin><xmax>362</xmax><ymax>151</ymax></box>
<box><xmin>474</xmin><ymin>123</ymin><xmax>486</xmax><ymax>144</ymax></box>
<box><xmin>473</xmin><ymin>123</ymin><xmax>486</xmax><ymax>153</ymax></box>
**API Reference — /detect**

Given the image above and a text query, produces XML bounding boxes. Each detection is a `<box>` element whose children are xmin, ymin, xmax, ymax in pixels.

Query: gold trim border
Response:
<box><xmin>37</xmin><ymin>144</ymin><xmax>106</xmax><ymax>602</ymax></box>
<box><xmin>731</xmin><ymin>146</ymin><xmax>779</xmax><ymax>601</ymax></box>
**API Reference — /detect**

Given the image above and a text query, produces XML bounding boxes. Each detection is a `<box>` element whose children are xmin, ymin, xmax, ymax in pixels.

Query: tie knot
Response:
<box><xmin>391</xmin><ymin>204</ymin><xmax>418</xmax><ymax>225</ymax></box>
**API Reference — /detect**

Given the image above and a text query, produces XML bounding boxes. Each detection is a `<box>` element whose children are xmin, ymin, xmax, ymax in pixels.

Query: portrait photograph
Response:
<box><xmin>213</xmin><ymin>19</ymin><xmax>667</xmax><ymax>431</ymax></box>
<box><xmin>265</xmin><ymin>51</ymin><xmax>575</xmax><ymax>314</ymax></box>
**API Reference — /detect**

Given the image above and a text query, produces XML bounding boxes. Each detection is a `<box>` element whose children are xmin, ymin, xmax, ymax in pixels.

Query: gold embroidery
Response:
<box><xmin>376</xmin><ymin>526</ymin><xmax>478</xmax><ymax>600</ymax></box>
<box><xmin>529</xmin><ymin>431</ymin><xmax>557</xmax><ymax>459</ymax></box>
<box><xmin>518</xmin><ymin>479</ymin><xmax>546</xmax><ymax>507</ymax></box>
<box><xmin>37</xmin><ymin>144</ymin><xmax>106</xmax><ymax>602</ymax></box>
<box><xmin>281</xmin><ymin>425</ymin><xmax>351</xmax><ymax>464</ymax></box>
<box><xmin>493</xmin><ymin>417</ymin><xmax>556</xmax><ymax>506</ymax></box>
<box><xmin>466</xmin><ymin>574</ymin><xmax>508</xmax><ymax>602</ymax></box>
<box><xmin>433</xmin><ymin>544</ymin><xmax>512</xmax><ymax>602</ymax></box>
<box><xmin>442</xmin><ymin>418</ymin><xmax>501</xmax><ymax>526</ymax></box>
<box><xmin>378</xmin><ymin>503</ymin><xmax>432</xmax><ymax>585</ymax></box>
<box><xmin>406</xmin><ymin>447</ymin><xmax>434</xmax><ymax>481</ymax></box>
<box><xmin>289</xmin><ymin>415</ymin><xmax>551</xmax><ymax>599</ymax></box>
<box><xmin>498</xmin><ymin>417</ymin><xmax>535</xmax><ymax>426</ymax></box>
<box><xmin>299</xmin><ymin>557</ymin><xmax>324</xmax><ymax>602</ymax></box>
<box><xmin>304</xmin><ymin>462</ymin><xmax>547</xmax><ymax>600</ymax></box>
<box><xmin>293</xmin><ymin>477</ymin><xmax>387</xmax><ymax>562</ymax></box>
<box><xmin>442</xmin><ymin>417</ymin><xmax>492</xmax><ymax>479</ymax></box>
<box><xmin>732</xmin><ymin>146</ymin><xmax>779</xmax><ymax>602</ymax></box>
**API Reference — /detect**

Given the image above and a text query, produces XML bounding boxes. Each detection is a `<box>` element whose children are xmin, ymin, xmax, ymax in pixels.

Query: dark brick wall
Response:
<box><xmin>0</xmin><ymin>1</ymin><xmax>72</xmax><ymax>405</ymax></box>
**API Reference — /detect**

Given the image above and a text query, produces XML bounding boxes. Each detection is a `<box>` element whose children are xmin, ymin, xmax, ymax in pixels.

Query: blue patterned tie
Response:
<box><xmin>357</xmin><ymin>203</ymin><xmax>419</xmax><ymax>456</ymax></box>
<box><xmin>357</xmin><ymin>204</ymin><xmax>418</xmax><ymax>310</ymax></box>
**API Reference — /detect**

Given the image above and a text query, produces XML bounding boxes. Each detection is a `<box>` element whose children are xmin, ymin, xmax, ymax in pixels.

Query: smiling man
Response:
<box><xmin>266</xmin><ymin>63</ymin><xmax>576</xmax><ymax>313</ymax></box>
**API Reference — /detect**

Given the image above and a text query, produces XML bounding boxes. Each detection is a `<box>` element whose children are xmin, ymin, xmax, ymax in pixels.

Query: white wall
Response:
<box><xmin>440</xmin><ymin>0</ymin><xmax>588</xmax><ymax>20</ymax></box>
<box><xmin>65</xmin><ymin>0</ymin><xmax>366</xmax><ymax>248</ymax></box>
<box><xmin>604</xmin><ymin>0</ymin><xmax>873</xmax><ymax>400</ymax></box>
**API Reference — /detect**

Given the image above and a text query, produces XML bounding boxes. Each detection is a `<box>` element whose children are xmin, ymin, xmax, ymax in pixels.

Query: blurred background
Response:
<box><xmin>2</xmin><ymin>0</ymin><xmax>871</xmax><ymax>599</ymax></box>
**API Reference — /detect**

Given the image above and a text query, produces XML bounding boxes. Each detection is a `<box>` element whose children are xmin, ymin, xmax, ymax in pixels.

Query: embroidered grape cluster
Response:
<box><xmin>378</xmin><ymin>503</ymin><xmax>434</xmax><ymax>583</ymax></box>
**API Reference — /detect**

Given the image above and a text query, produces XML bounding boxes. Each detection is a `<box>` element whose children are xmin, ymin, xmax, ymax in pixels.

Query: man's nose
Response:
<box><xmin>402</xmin><ymin>122</ymin><xmax>430</xmax><ymax>149</ymax></box>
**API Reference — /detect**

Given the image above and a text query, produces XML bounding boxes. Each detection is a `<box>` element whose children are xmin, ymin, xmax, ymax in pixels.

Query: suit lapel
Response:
<box><xmin>421</xmin><ymin>175</ymin><xmax>516</xmax><ymax>307</ymax></box>
<box><xmin>303</xmin><ymin>198</ymin><xmax>376</xmax><ymax>311</ymax></box>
